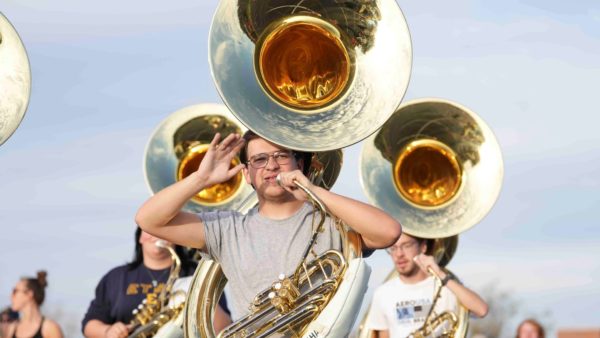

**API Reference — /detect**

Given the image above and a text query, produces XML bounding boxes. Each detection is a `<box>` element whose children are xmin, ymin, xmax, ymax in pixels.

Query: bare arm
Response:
<box><xmin>214</xmin><ymin>305</ymin><xmax>233</xmax><ymax>334</ymax></box>
<box><xmin>135</xmin><ymin>133</ymin><xmax>245</xmax><ymax>249</ymax></box>
<box><xmin>84</xmin><ymin>320</ymin><xmax>132</xmax><ymax>338</ymax></box>
<box><xmin>276</xmin><ymin>171</ymin><xmax>402</xmax><ymax>249</ymax></box>
<box><xmin>414</xmin><ymin>254</ymin><xmax>489</xmax><ymax>317</ymax></box>
<box><xmin>443</xmin><ymin>277</ymin><xmax>488</xmax><ymax>317</ymax></box>
<box><xmin>374</xmin><ymin>330</ymin><xmax>390</xmax><ymax>338</ymax></box>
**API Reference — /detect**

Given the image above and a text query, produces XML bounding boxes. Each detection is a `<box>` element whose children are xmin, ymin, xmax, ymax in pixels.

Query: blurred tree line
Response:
<box><xmin>469</xmin><ymin>280</ymin><xmax>553</xmax><ymax>338</ymax></box>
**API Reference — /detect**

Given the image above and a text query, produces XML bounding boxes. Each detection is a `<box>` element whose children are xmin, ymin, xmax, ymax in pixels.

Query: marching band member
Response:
<box><xmin>81</xmin><ymin>227</ymin><xmax>231</xmax><ymax>338</ymax></box>
<box><xmin>366</xmin><ymin>233</ymin><xmax>488</xmax><ymax>338</ymax></box>
<box><xmin>135</xmin><ymin>131</ymin><xmax>402</xmax><ymax>319</ymax></box>
<box><xmin>1</xmin><ymin>271</ymin><xmax>63</xmax><ymax>338</ymax></box>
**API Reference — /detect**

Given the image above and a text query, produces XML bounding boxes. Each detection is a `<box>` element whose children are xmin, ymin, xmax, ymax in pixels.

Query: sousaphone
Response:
<box><xmin>360</xmin><ymin>98</ymin><xmax>503</xmax><ymax>238</ymax></box>
<box><xmin>184</xmin><ymin>0</ymin><xmax>413</xmax><ymax>336</ymax></box>
<box><xmin>144</xmin><ymin>103</ymin><xmax>342</xmax><ymax>337</ymax></box>
<box><xmin>0</xmin><ymin>13</ymin><xmax>31</xmax><ymax>146</ymax></box>
<box><xmin>358</xmin><ymin>98</ymin><xmax>503</xmax><ymax>337</ymax></box>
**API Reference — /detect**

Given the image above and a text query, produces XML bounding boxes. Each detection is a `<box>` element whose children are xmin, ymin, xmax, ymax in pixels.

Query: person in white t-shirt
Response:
<box><xmin>366</xmin><ymin>234</ymin><xmax>488</xmax><ymax>338</ymax></box>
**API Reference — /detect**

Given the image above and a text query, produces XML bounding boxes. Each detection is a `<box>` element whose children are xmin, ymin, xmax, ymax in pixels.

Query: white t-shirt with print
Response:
<box><xmin>365</xmin><ymin>276</ymin><xmax>458</xmax><ymax>338</ymax></box>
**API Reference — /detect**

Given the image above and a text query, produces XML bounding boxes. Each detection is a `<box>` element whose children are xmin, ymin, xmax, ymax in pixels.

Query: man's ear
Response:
<box><xmin>297</xmin><ymin>156</ymin><xmax>305</xmax><ymax>173</ymax></box>
<box><xmin>242</xmin><ymin>167</ymin><xmax>257</xmax><ymax>190</ymax></box>
<box><xmin>242</xmin><ymin>166</ymin><xmax>251</xmax><ymax>184</ymax></box>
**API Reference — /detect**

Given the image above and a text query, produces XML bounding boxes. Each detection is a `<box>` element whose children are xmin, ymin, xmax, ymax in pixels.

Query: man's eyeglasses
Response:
<box><xmin>247</xmin><ymin>151</ymin><xmax>294</xmax><ymax>169</ymax></box>
<box><xmin>386</xmin><ymin>241</ymin><xmax>418</xmax><ymax>255</ymax></box>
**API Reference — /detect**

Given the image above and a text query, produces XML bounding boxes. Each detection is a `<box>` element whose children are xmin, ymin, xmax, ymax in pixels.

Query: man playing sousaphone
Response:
<box><xmin>135</xmin><ymin>131</ymin><xmax>402</xmax><ymax>322</ymax></box>
<box><xmin>365</xmin><ymin>233</ymin><xmax>488</xmax><ymax>338</ymax></box>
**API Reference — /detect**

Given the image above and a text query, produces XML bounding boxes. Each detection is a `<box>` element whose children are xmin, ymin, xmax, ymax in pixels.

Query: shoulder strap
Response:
<box><xmin>33</xmin><ymin>317</ymin><xmax>45</xmax><ymax>338</ymax></box>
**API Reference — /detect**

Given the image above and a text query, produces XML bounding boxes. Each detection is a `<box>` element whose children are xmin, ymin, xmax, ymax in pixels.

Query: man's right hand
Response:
<box><xmin>195</xmin><ymin>133</ymin><xmax>246</xmax><ymax>188</ymax></box>
<box><xmin>104</xmin><ymin>322</ymin><xmax>129</xmax><ymax>338</ymax></box>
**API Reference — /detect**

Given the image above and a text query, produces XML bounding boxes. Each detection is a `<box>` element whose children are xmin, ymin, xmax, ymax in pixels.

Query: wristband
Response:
<box><xmin>441</xmin><ymin>273</ymin><xmax>453</xmax><ymax>286</ymax></box>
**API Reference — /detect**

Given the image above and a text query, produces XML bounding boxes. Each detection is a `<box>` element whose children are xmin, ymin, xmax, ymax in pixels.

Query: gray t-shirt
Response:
<box><xmin>200</xmin><ymin>202</ymin><xmax>342</xmax><ymax>319</ymax></box>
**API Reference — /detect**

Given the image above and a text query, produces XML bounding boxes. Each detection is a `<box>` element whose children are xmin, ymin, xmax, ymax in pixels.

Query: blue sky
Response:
<box><xmin>1</xmin><ymin>0</ymin><xmax>599</xmax><ymax>336</ymax></box>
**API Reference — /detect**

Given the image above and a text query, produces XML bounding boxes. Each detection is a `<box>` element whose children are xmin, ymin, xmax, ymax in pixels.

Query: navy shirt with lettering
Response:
<box><xmin>82</xmin><ymin>264</ymin><xmax>176</xmax><ymax>328</ymax></box>
<box><xmin>82</xmin><ymin>262</ymin><xmax>229</xmax><ymax>330</ymax></box>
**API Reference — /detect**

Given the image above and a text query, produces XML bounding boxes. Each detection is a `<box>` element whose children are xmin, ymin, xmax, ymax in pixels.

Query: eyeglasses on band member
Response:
<box><xmin>247</xmin><ymin>150</ymin><xmax>296</xmax><ymax>169</ymax></box>
<box><xmin>385</xmin><ymin>241</ymin><xmax>418</xmax><ymax>255</ymax></box>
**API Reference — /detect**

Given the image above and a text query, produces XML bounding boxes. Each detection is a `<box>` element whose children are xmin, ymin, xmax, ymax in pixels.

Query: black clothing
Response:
<box><xmin>82</xmin><ymin>264</ymin><xmax>190</xmax><ymax>329</ymax></box>
<box><xmin>12</xmin><ymin>317</ymin><xmax>44</xmax><ymax>338</ymax></box>
<box><xmin>82</xmin><ymin>263</ymin><xmax>230</xmax><ymax>332</ymax></box>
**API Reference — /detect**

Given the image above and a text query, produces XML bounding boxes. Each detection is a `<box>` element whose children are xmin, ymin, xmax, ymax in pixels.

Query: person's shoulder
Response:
<box><xmin>106</xmin><ymin>263</ymin><xmax>131</xmax><ymax>275</ymax></box>
<box><xmin>99</xmin><ymin>263</ymin><xmax>132</xmax><ymax>282</ymax></box>
<box><xmin>42</xmin><ymin>318</ymin><xmax>63</xmax><ymax>337</ymax></box>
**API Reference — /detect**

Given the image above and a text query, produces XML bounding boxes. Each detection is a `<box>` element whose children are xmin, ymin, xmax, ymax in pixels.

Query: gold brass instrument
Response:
<box><xmin>429</xmin><ymin>236</ymin><xmax>458</xmax><ymax>270</ymax></box>
<box><xmin>0</xmin><ymin>13</ymin><xmax>31</xmax><ymax>146</ymax></box>
<box><xmin>144</xmin><ymin>103</ymin><xmax>256</xmax><ymax>212</ymax></box>
<box><xmin>358</xmin><ymin>98</ymin><xmax>503</xmax><ymax>337</ymax></box>
<box><xmin>128</xmin><ymin>241</ymin><xmax>184</xmax><ymax>338</ymax></box>
<box><xmin>184</xmin><ymin>180</ymin><xmax>369</xmax><ymax>338</ymax></box>
<box><xmin>208</xmin><ymin>0</ymin><xmax>412</xmax><ymax>151</ymax></box>
<box><xmin>360</xmin><ymin>98</ymin><xmax>503</xmax><ymax>238</ymax></box>
<box><xmin>407</xmin><ymin>268</ymin><xmax>468</xmax><ymax>338</ymax></box>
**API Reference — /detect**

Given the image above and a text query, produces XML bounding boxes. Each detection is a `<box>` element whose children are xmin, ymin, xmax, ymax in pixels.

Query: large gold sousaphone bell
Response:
<box><xmin>0</xmin><ymin>13</ymin><xmax>31</xmax><ymax>146</ymax></box>
<box><xmin>208</xmin><ymin>0</ymin><xmax>412</xmax><ymax>151</ymax></box>
<box><xmin>360</xmin><ymin>98</ymin><xmax>504</xmax><ymax>238</ymax></box>
<box><xmin>358</xmin><ymin>98</ymin><xmax>504</xmax><ymax>337</ymax></box>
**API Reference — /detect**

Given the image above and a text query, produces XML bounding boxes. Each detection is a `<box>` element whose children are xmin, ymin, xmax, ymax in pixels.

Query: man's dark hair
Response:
<box><xmin>408</xmin><ymin>234</ymin><xmax>435</xmax><ymax>256</ymax></box>
<box><xmin>239</xmin><ymin>130</ymin><xmax>312</xmax><ymax>176</ymax></box>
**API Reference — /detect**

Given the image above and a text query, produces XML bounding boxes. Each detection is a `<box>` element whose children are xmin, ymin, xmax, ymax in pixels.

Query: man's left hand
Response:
<box><xmin>276</xmin><ymin>170</ymin><xmax>314</xmax><ymax>201</ymax></box>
